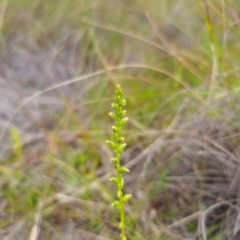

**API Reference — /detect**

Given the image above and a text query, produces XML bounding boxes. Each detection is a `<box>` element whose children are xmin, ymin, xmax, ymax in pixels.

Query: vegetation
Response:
<box><xmin>0</xmin><ymin>0</ymin><xmax>240</xmax><ymax>239</ymax></box>
<box><xmin>107</xmin><ymin>85</ymin><xmax>131</xmax><ymax>240</ymax></box>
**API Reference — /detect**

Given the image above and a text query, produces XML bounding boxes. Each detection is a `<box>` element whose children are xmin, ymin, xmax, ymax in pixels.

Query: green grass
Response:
<box><xmin>1</xmin><ymin>0</ymin><xmax>240</xmax><ymax>239</ymax></box>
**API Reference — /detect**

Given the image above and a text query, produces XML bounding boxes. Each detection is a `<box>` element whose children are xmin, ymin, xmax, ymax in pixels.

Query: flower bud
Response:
<box><xmin>119</xmin><ymin>167</ymin><xmax>130</xmax><ymax>173</ymax></box>
<box><xmin>109</xmin><ymin>177</ymin><xmax>119</xmax><ymax>183</ymax></box>
<box><xmin>106</xmin><ymin>140</ymin><xmax>116</xmax><ymax>149</ymax></box>
<box><xmin>119</xmin><ymin>222</ymin><xmax>123</xmax><ymax>229</ymax></box>
<box><xmin>121</xmin><ymin>110</ymin><xmax>126</xmax><ymax>116</ymax></box>
<box><xmin>109</xmin><ymin>112</ymin><xmax>118</xmax><ymax>121</ymax></box>
<box><xmin>120</xmin><ymin>117</ymin><xmax>128</xmax><ymax>126</ymax></box>
<box><xmin>120</xmin><ymin>178</ymin><xmax>124</xmax><ymax>189</ymax></box>
<box><xmin>122</xmin><ymin>194</ymin><xmax>132</xmax><ymax>203</ymax></box>
<box><xmin>110</xmin><ymin>157</ymin><xmax>117</xmax><ymax>162</ymax></box>
<box><xmin>112</xmin><ymin>126</ymin><xmax>118</xmax><ymax>133</ymax></box>
<box><xmin>111</xmin><ymin>200</ymin><xmax>121</xmax><ymax>207</ymax></box>
<box><xmin>118</xmin><ymin>143</ymin><xmax>127</xmax><ymax>153</ymax></box>
<box><xmin>117</xmin><ymin>190</ymin><xmax>122</xmax><ymax>198</ymax></box>
<box><xmin>118</xmin><ymin>137</ymin><xmax>124</xmax><ymax>143</ymax></box>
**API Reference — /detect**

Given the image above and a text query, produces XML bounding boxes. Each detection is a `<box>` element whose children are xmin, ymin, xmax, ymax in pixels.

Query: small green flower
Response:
<box><xmin>118</xmin><ymin>167</ymin><xmax>130</xmax><ymax>174</ymax></box>
<box><xmin>107</xmin><ymin>84</ymin><xmax>131</xmax><ymax>240</ymax></box>
<box><xmin>109</xmin><ymin>177</ymin><xmax>119</xmax><ymax>184</ymax></box>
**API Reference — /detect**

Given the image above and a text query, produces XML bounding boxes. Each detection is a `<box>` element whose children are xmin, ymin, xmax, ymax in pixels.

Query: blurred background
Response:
<box><xmin>0</xmin><ymin>0</ymin><xmax>240</xmax><ymax>239</ymax></box>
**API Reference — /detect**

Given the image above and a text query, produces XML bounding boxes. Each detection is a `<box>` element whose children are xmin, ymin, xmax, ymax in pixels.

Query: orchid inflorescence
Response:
<box><xmin>106</xmin><ymin>84</ymin><xmax>131</xmax><ymax>240</ymax></box>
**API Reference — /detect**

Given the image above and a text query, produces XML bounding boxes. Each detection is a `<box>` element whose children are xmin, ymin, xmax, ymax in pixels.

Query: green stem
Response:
<box><xmin>117</xmin><ymin>155</ymin><xmax>125</xmax><ymax>239</ymax></box>
<box><xmin>120</xmin><ymin>203</ymin><xmax>125</xmax><ymax>239</ymax></box>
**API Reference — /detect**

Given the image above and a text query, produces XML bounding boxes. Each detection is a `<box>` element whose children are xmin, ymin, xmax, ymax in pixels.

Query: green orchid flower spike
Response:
<box><xmin>106</xmin><ymin>84</ymin><xmax>131</xmax><ymax>240</ymax></box>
